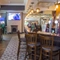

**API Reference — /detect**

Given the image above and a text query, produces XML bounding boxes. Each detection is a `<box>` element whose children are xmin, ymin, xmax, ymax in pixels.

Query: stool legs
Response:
<box><xmin>39</xmin><ymin>48</ymin><xmax>42</xmax><ymax>60</ymax></box>
<box><xmin>59</xmin><ymin>50</ymin><xmax>60</xmax><ymax>60</ymax></box>
<box><xmin>49</xmin><ymin>52</ymin><xmax>52</xmax><ymax>60</ymax></box>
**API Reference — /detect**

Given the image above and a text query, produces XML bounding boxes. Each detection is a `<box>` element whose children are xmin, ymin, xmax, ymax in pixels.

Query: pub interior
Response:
<box><xmin>24</xmin><ymin>1</ymin><xmax>60</xmax><ymax>60</ymax></box>
<box><xmin>0</xmin><ymin>0</ymin><xmax>60</xmax><ymax>60</ymax></box>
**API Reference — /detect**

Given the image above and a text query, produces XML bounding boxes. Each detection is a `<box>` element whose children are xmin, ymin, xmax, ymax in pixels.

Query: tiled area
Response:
<box><xmin>0</xmin><ymin>34</ymin><xmax>17</xmax><ymax>58</ymax></box>
<box><xmin>0</xmin><ymin>34</ymin><xmax>26</xmax><ymax>60</ymax></box>
<box><xmin>2</xmin><ymin>34</ymin><xmax>17</xmax><ymax>40</ymax></box>
<box><xmin>0</xmin><ymin>33</ymin><xmax>59</xmax><ymax>60</ymax></box>
<box><xmin>0</xmin><ymin>36</ymin><xmax>18</xmax><ymax>60</ymax></box>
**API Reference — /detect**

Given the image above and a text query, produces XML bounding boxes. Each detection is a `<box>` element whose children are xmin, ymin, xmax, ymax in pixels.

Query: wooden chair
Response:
<box><xmin>0</xmin><ymin>28</ymin><xmax>2</xmax><ymax>40</ymax></box>
<box><xmin>25</xmin><ymin>33</ymin><xmax>40</xmax><ymax>60</ymax></box>
<box><xmin>39</xmin><ymin>35</ymin><xmax>60</xmax><ymax>60</ymax></box>
<box><xmin>17</xmin><ymin>30</ymin><xmax>21</xmax><ymax>60</ymax></box>
<box><xmin>17</xmin><ymin>30</ymin><xmax>26</xmax><ymax>60</ymax></box>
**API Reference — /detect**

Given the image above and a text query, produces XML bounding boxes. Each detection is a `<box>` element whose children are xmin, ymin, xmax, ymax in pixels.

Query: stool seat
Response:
<box><xmin>20</xmin><ymin>38</ymin><xmax>26</xmax><ymax>42</ymax></box>
<box><xmin>42</xmin><ymin>46</ymin><xmax>60</xmax><ymax>52</ymax></box>
<box><xmin>28</xmin><ymin>42</ymin><xmax>40</xmax><ymax>47</ymax></box>
<box><xmin>39</xmin><ymin>35</ymin><xmax>60</xmax><ymax>60</ymax></box>
<box><xmin>25</xmin><ymin>33</ymin><xmax>38</xmax><ymax>60</ymax></box>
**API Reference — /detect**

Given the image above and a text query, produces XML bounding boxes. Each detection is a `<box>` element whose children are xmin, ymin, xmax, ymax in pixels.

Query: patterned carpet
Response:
<box><xmin>0</xmin><ymin>36</ymin><xmax>26</xmax><ymax>60</ymax></box>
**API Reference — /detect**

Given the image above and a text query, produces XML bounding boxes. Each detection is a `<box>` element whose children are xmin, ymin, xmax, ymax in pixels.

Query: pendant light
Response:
<box><xmin>36</xmin><ymin>0</ymin><xmax>40</xmax><ymax>13</ymax></box>
<box><xmin>36</xmin><ymin>8</ymin><xmax>40</xmax><ymax>13</ymax></box>
<box><xmin>55</xmin><ymin>0</ymin><xmax>59</xmax><ymax>9</ymax></box>
<box><xmin>30</xmin><ymin>2</ymin><xmax>34</xmax><ymax>14</ymax></box>
<box><xmin>26</xmin><ymin>2</ymin><xmax>34</xmax><ymax>17</ymax></box>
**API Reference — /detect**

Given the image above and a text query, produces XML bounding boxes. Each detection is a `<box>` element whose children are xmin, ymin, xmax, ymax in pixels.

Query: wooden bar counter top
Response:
<box><xmin>37</xmin><ymin>31</ymin><xmax>60</xmax><ymax>37</ymax></box>
<box><xmin>37</xmin><ymin>31</ymin><xmax>60</xmax><ymax>47</ymax></box>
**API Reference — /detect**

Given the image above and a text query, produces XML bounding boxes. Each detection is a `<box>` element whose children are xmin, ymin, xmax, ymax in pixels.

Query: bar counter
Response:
<box><xmin>37</xmin><ymin>31</ymin><xmax>60</xmax><ymax>47</ymax></box>
<box><xmin>37</xmin><ymin>31</ymin><xmax>60</xmax><ymax>37</ymax></box>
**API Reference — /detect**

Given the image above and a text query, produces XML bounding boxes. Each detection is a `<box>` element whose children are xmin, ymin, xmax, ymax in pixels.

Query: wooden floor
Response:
<box><xmin>0</xmin><ymin>40</ymin><xmax>9</xmax><ymax>57</ymax></box>
<box><xmin>0</xmin><ymin>34</ymin><xmax>17</xmax><ymax>58</ymax></box>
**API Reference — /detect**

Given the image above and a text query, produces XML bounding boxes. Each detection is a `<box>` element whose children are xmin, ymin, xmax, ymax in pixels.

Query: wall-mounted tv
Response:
<box><xmin>8</xmin><ymin>13</ymin><xmax>21</xmax><ymax>21</ymax></box>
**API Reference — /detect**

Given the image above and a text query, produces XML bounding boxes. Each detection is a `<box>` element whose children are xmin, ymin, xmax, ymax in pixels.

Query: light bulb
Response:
<box><xmin>56</xmin><ymin>5</ymin><xmax>58</xmax><ymax>9</ymax></box>
<box><xmin>36</xmin><ymin>8</ymin><xmax>40</xmax><ymax>13</ymax></box>
<box><xmin>55</xmin><ymin>5</ymin><xmax>58</xmax><ymax>10</ymax></box>
<box><xmin>29</xmin><ymin>9</ymin><xmax>34</xmax><ymax>15</ymax></box>
<box><xmin>31</xmin><ymin>9</ymin><xmax>34</xmax><ymax>13</ymax></box>
<box><xmin>55</xmin><ymin>20</ymin><xmax>58</xmax><ymax>24</ymax></box>
<box><xmin>49</xmin><ymin>21</ymin><xmax>51</xmax><ymax>24</ymax></box>
<box><xmin>29</xmin><ymin>12</ymin><xmax>32</xmax><ymax>14</ymax></box>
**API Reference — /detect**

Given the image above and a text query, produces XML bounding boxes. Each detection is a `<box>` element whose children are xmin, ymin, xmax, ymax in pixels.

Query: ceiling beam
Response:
<box><xmin>0</xmin><ymin>5</ymin><xmax>25</xmax><ymax>10</ymax></box>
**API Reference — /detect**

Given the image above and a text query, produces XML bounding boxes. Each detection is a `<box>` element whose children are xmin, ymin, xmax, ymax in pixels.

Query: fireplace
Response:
<box><xmin>11</xmin><ymin>25</ymin><xmax>18</xmax><ymax>33</ymax></box>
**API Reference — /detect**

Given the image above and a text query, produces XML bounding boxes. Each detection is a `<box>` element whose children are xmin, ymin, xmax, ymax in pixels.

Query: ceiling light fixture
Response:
<box><xmin>56</xmin><ymin>5</ymin><xmax>58</xmax><ymax>9</ymax></box>
<box><xmin>30</xmin><ymin>9</ymin><xmax>34</xmax><ymax>13</ymax></box>
<box><xmin>55</xmin><ymin>0</ymin><xmax>60</xmax><ymax>10</ymax></box>
<box><xmin>26</xmin><ymin>2</ymin><xmax>34</xmax><ymax>17</ymax></box>
<box><xmin>36</xmin><ymin>0</ymin><xmax>40</xmax><ymax>13</ymax></box>
<box><xmin>36</xmin><ymin>8</ymin><xmax>40</xmax><ymax>13</ymax></box>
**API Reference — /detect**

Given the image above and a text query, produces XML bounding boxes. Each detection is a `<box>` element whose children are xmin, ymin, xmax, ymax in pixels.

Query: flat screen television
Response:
<box><xmin>8</xmin><ymin>13</ymin><xmax>21</xmax><ymax>21</ymax></box>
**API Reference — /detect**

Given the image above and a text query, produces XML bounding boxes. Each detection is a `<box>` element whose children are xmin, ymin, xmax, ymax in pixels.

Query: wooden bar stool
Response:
<box><xmin>17</xmin><ymin>30</ymin><xmax>21</xmax><ymax>60</ymax></box>
<box><xmin>25</xmin><ymin>33</ymin><xmax>40</xmax><ymax>60</ymax></box>
<box><xmin>17</xmin><ymin>30</ymin><xmax>26</xmax><ymax>60</ymax></box>
<box><xmin>39</xmin><ymin>35</ymin><xmax>60</xmax><ymax>60</ymax></box>
<box><xmin>0</xmin><ymin>28</ymin><xmax>2</xmax><ymax>40</ymax></box>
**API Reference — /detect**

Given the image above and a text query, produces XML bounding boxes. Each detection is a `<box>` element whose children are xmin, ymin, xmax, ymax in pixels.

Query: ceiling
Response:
<box><xmin>25</xmin><ymin>0</ymin><xmax>60</xmax><ymax>12</ymax></box>
<box><xmin>0</xmin><ymin>0</ymin><xmax>60</xmax><ymax>12</ymax></box>
<box><xmin>24</xmin><ymin>0</ymin><xmax>60</xmax><ymax>20</ymax></box>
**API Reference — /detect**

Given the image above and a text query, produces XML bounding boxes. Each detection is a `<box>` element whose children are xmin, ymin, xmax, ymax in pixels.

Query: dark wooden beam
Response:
<box><xmin>0</xmin><ymin>5</ymin><xmax>25</xmax><ymax>10</ymax></box>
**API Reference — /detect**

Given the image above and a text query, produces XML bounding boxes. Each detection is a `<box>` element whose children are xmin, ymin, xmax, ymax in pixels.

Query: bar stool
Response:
<box><xmin>25</xmin><ymin>33</ymin><xmax>40</xmax><ymax>60</ymax></box>
<box><xmin>39</xmin><ymin>35</ymin><xmax>60</xmax><ymax>60</ymax></box>
<box><xmin>17</xmin><ymin>30</ymin><xmax>21</xmax><ymax>60</ymax></box>
<box><xmin>0</xmin><ymin>28</ymin><xmax>2</xmax><ymax>40</ymax></box>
